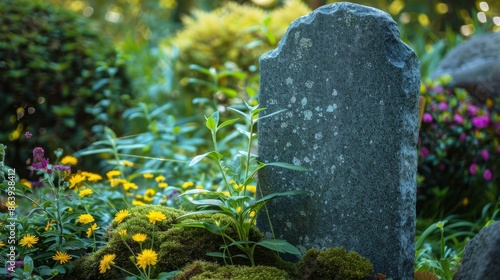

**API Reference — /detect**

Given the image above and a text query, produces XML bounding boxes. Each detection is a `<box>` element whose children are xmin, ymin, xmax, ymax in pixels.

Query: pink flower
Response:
<box><xmin>481</xmin><ymin>149</ymin><xmax>489</xmax><ymax>160</ymax></box>
<box><xmin>438</xmin><ymin>102</ymin><xmax>448</xmax><ymax>111</ymax></box>
<box><xmin>25</xmin><ymin>131</ymin><xmax>32</xmax><ymax>138</ymax></box>
<box><xmin>453</xmin><ymin>113</ymin><xmax>464</xmax><ymax>124</ymax></box>
<box><xmin>483</xmin><ymin>169</ymin><xmax>492</xmax><ymax>181</ymax></box>
<box><xmin>468</xmin><ymin>104</ymin><xmax>478</xmax><ymax>115</ymax></box>
<box><xmin>423</xmin><ymin>113</ymin><xmax>433</xmax><ymax>123</ymax></box>
<box><xmin>32</xmin><ymin>147</ymin><xmax>49</xmax><ymax>172</ymax></box>
<box><xmin>432</xmin><ymin>86</ymin><xmax>444</xmax><ymax>93</ymax></box>
<box><xmin>471</xmin><ymin>116</ymin><xmax>489</xmax><ymax>128</ymax></box>
<box><xmin>459</xmin><ymin>133</ymin><xmax>467</xmax><ymax>142</ymax></box>
<box><xmin>469</xmin><ymin>163</ymin><xmax>477</xmax><ymax>175</ymax></box>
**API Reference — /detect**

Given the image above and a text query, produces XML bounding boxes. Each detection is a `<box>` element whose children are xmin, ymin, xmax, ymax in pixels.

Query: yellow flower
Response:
<box><xmin>0</xmin><ymin>241</ymin><xmax>5</xmax><ymax>247</ymax></box>
<box><xmin>195</xmin><ymin>185</ymin><xmax>204</xmax><ymax>190</ymax></box>
<box><xmin>77</xmin><ymin>214</ymin><xmax>95</xmax><ymax>224</ymax></box>
<box><xmin>114</xmin><ymin>209</ymin><xmax>129</xmax><ymax>224</ymax></box>
<box><xmin>182</xmin><ymin>181</ymin><xmax>194</xmax><ymax>189</ymax></box>
<box><xmin>145</xmin><ymin>189</ymin><xmax>156</xmax><ymax>197</ymax></box>
<box><xmin>99</xmin><ymin>254</ymin><xmax>116</xmax><ymax>274</ymax></box>
<box><xmin>53</xmin><ymin>251</ymin><xmax>72</xmax><ymax>264</ymax></box>
<box><xmin>246</xmin><ymin>185</ymin><xmax>257</xmax><ymax>193</ymax></box>
<box><xmin>158</xmin><ymin>182</ymin><xmax>168</xmax><ymax>188</ymax></box>
<box><xmin>81</xmin><ymin>171</ymin><xmax>103</xmax><ymax>182</ymax></box>
<box><xmin>143</xmin><ymin>173</ymin><xmax>154</xmax><ymax>179</ymax></box>
<box><xmin>19</xmin><ymin>234</ymin><xmax>39</xmax><ymax>248</ymax></box>
<box><xmin>69</xmin><ymin>174</ymin><xmax>86</xmax><ymax>189</ymax></box>
<box><xmin>122</xmin><ymin>182</ymin><xmax>138</xmax><ymax>191</ymax></box>
<box><xmin>120</xmin><ymin>160</ymin><xmax>134</xmax><ymax>167</ymax></box>
<box><xmin>21</xmin><ymin>179</ymin><xmax>32</xmax><ymax>188</ymax></box>
<box><xmin>106</xmin><ymin>170</ymin><xmax>121</xmax><ymax>180</ymax></box>
<box><xmin>146</xmin><ymin>210</ymin><xmax>166</xmax><ymax>224</ymax></box>
<box><xmin>110</xmin><ymin>178</ymin><xmax>126</xmax><ymax>187</ymax></box>
<box><xmin>79</xmin><ymin>188</ymin><xmax>93</xmax><ymax>197</ymax></box>
<box><xmin>118</xmin><ymin>229</ymin><xmax>127</xmax><ymax>236</ymax></box>
<box><xmin>45</xmin><ymin>219</ymin><xmax>55</xmax><ymax>231</ymax></box>
<box><xmin>136</xmin><ymin>249</ymin><xmax>158</xmax><ymax>269</ymax></box>
<box><xmin>132</xmin><ymin>200</ymin><xmax>145</xmax><ymax>206</ymax></box>
<box><xmin>155</xmin><ymin>175</ymin><xmax>166</xmax><ymax>182</ymax></box>
<box><xmin>60</xmin><ymin>155</ymin><xmax>78</xmax><ymax>165</ymax></box>
<box><xmin>132</xmin><ymin>233</ymin><xmax>147</xmax><ymax>243</ymax></box>
<box><xmin>86</xmin><ymin>223</ymin><xmax>99</xmax><ymax>238</ymax></box>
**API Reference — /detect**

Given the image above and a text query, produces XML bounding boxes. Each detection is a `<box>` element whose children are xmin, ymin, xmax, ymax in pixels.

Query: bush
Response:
<box><xmin>168</xmin><ymin>0</ymin><xmax>310</xmax><ymax>103</ymax></box>
<box><xmin>0</xmin><ymin>0</ymin><xmax>131</xmax><ymax>177</ymax></box>
<box><xmin>418</xmin><ymin>77</ymin><xmax>500</xmax><ymax>219</ymax></box>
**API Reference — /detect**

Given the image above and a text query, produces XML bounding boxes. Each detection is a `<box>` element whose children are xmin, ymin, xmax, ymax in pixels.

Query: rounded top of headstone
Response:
<box><xmin>432</xmin><ymin>32</ymin><xmax>500</xmax><ymax>101</ymax></box>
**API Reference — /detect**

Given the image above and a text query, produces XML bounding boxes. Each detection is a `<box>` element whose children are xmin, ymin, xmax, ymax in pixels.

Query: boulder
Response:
<box><xmin>454</xmin><ymin>221</ymin><xmax>500</xmax><ymax>280</ymax></box>
<box><xmin>432</xmin><ymin>32</ymin><xmax>500</xmax><ymax>102</ymax></box>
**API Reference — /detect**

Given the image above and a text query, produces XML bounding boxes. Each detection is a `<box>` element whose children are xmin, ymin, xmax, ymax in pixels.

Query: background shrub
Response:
<box><xmin>0</xmin><ymin>0</ymin><xmax>131</xmax><ymax>177</ymax></box>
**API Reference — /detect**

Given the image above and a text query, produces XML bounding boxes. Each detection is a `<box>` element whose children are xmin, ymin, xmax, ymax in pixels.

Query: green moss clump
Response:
<box><xmin>173</xmin><ymin>261</ymin><xmax>289</xmax><ymax>280</ymax></box>
<box><xmin>67</xmin><ymin>205</ymin><xmax>280</xmax><ymax>279</ymax></box>
<box><xmin>297</xmin><ymin>247</ymin><xmax>373</xmax><ymax>280</ymax></box>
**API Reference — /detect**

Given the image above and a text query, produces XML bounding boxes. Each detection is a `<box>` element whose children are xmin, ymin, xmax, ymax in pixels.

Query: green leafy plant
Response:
<box><xmin>176</xmin><ymin>103</ymin><xmax>309</xmax><ymax>266</ymax></box>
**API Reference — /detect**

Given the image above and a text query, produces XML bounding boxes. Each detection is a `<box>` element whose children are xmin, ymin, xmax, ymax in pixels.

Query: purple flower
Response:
<box><xmin>468</xmin><ymin>104</ymin><xmax>478</xmax><ymax>115</ymax></box>
<box><xmin>481</xmin><ymin>149</ymin><xmax>490</xmax><ymax>160</ymax></box>
<box><xmin>438</xmin><ymin>102</ymin><xmax>448</xmax><ymax>111</ymax></box>
<box><xmin>53</xmin><ymin>165</ymin><xmax>71</xmax><ymax>172</ymax></box>
<box><xmin>31</xmin><ymin>147</ymin><xmax>49</xmax><ymax>172</ymax></box>
<box><xmin>469</xmin><ymin>163</ymin><xmax>477</xmax><ymax>175</ymax></box>
<box><xmin>25</xmin><ymin>131</ymin><xmax>32</xmax><ymax>138</ymax></box>
<box><xmin>453</xmin><ymin>113</ymin><xmax>464</xmax><ymax>124</ymax></box>
<box><xmin>471</xmin><ymin>116</ymin><xmax>490</xmax><ymax>128</ymax></box>
<box><xmin>423</xmin><ymin>113</ymin><xmax>433</xmax><ymax>123</ymax></box>
<box><xmin>432</xmin><ymin>86</ymin><xmax>444</xmax><ymax>93</ymax></box>
<box><xmin>459</xmin><ymin>133</ymin><xmax>467</xmax><ymax>142</ymax></box>
<box><xmin>31</xmin><ymin>181</ymin><xmax>44</xmax><ymax>188</ymax></box>
<box><xmin>420</xmin><ymin>147</ymin><xmax>430</xmax><ymax>158</ymax></box>
<box><xmin>484</xmin><ymin>169</ymin><xmax>492</xmax><ymax>181</ymax></box>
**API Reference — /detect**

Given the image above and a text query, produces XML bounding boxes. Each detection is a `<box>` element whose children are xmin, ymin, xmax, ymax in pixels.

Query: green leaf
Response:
<box><xmin>188</xmin><ymin>64</ymin><xmax>212</xmax><ymax>75</ymax></box>
<box><xmin>158</xmin><ymin>271</ymin><xmax>181</xmax><ymax>280</ymax></box>
<box><xmin>218</xmin><ymin>118</ymin><xmax>239</xmax><ymax>130</ymax></box>
<box><xmin>206</xmin><ymin>117</ymin><xmax>217</xmax><ymax>131</ymax></box>
<box><xmin>256</xmin><ymin>109</ymin><xmax>287</xmax><ymax>122</ymax></box>
<box><xmin>228</xmin><ymin>107</ymin><xmax>251</xmax><ymax>121</ymax></box>
<box><xmin>206</xmin><ymin>252</ymin><xmax>226</xmax><ymax>258</ymax></box>
<box><xmin>265</xmin><ymin>162</ymin><xmax>312</xmax><ymax>172</ymax></box>
<box><xmin>23</xmin><ymin>255</ymin><xmax>34</xmax><ymax>274</ymax></box>
<box><xmin>257</xmin><ymin>239</ymin><xmax>300</xmax><ymax>255</ymax></box>
<box><xmin>219</xmin><ymin>87</ymin><xmax>238</xmax><ymax>98</ymax></box>
<box><xmin>189</xmin><ymin>151</ymin><xmax>222</xmax><ymax>166</ymax></box>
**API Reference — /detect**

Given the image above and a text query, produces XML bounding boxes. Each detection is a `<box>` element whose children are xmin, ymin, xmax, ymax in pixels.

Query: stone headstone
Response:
<box><xmin>257</xmin><ymin>3</ymin><xmax>420</xmax><ymax>279</ymax></box>
<box><xmin>454</xmin><ymin>221</ymin><xmax>500</xmax><ymax>280</ymax></box>
<box><xmin>432</xmin><ymin>32</ymin><xmax>500</xmax><ymax>102</ymax></box>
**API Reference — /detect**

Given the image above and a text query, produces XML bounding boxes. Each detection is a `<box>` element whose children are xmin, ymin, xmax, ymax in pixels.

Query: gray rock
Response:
<box><xmin>454</xmin><ymin>221</ymin><xmax>500</xmax><ymax>280</ymax></box>
<box><xmin>257</xmin><ymin>2</ymin><xmax>420</xmax><ymax>279</ymax></box>
<box><xmin>432</xmin><ymin>32</ymin><xmax>500</xmax><ymax>101</ymax></box>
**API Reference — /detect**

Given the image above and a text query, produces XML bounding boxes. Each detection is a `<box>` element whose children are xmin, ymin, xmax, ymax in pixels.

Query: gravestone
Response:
<box><xmin>257</xmin><ymin>2</ymin><xmax>420</xmax><ymax>279</ymax></box>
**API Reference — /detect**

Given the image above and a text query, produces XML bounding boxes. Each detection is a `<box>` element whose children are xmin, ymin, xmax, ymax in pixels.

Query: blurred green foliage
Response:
<box><xmin>0</xmin><ymin>0</ymin><xmax>131</xmax><ymax>178</ymax></box>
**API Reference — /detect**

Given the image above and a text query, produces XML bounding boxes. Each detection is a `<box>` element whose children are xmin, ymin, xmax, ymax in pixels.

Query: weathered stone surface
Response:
<box><xmin>257</xmin><ymin>3</ymin><xmax>420</xmax><ymax>279</ymax></box>
<box><xmin>432</xmin><ymin>32</ymin><xmax>500</xmax><ymax>101</ymax></box>
<box><xmin>454</xmin><ymin>221</ymin><xmax>500</xmax><ymax>280</ymax></box>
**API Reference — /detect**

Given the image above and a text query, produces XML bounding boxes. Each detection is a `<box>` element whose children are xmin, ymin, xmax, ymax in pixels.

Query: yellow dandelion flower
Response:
<box><xmin>53</xmin><ymin>251</ymin><xmax>72</xmax><ymax>264</ymax></box>
<box><xmin>146</xmin><ymin>210</ymin><xmax>166</xmax><ymax>224</ymax></box>
<box><xmin>114</xmin><ymin>209</ymin><xmax>129</xmax><ymax>224</ymax></box>
<box><xmin>77</xmin><ymin>214</ymin><xmax>95</xmax><ymax>224</ymax></box>
<box><xmin>106</xmin><ymin>170</ymin><xmax>121</xmax><ymax>180</ymax></box>
<box><xmin>132</xmin><ymin>233</ymin><xmax>147</xmax><ymax>243</ymax></box>
<box><xmin>110</xmin><ymin>178</ymin><xmax>126</xmax><ymax>187</ymax></box>
<box><xmin>182</xmin><ymin>181</ymin><xmax>194</xmax><ymax>189</ymax></box>
<box><xmin>99</xmin><ymin>254</ymin><xmax>116</xmax><ymax>274</ymax></box>
<box><xmin>155</xmin><ymin>175</ymin><xmax>166</xmax><ymax>182</ymax></box>
<box><xmin>195</xmin><ymin>185</ymin><xmax>204</xmax><ymax>190</ymax></box>
<box><xmin>132</xmin><ymin>200</ymin><xmax>145</xmax><ymax>206</ymax></box>
<box><xmin>86</xmin><ymin>223</ymin><xmax>99</xmax><ymax>238</ymax></box>
<box><xmin>143</xmin><ymin>173</ymin><xmax>154</xmax><ymax>179</ymax></box>
<box><xmin>143</xmin><ymin>196</ymin><xmax>154</xmax><ymax>202</ymax></box>
<box><xmin>220</xmin><ymin>191</ymin><xmax>230</xmax><ymax>197</ymax></box>
<box><xmin>61</xmin><ymin>155</ymin><xmax>78</xmax><ymax>165</ymax></box>
<box><xmin>249</xmin><ymin>210</ymin><xmax>256</xmax><ymax>217</ymax></box>
<box><xmin>158</xmin><ymin>182</ymin><xmax>168</xmax><ymax>188</ymax></box>
<box><xmin>118</xmin><ymin>229</ymin><xmax>127</xmax><ymax>236</ymax></box>
<box><xmin>122</xmin><ymin>182</ymin><xmax>138</xmax><ymax>191</ymax></box>
<box><xmin>69</xmin><ymin>173</ymin><xmax>86</xmax><ymax>189</ymax></box>
<box><xmin>120</xmin><ymin>160</ymin><xmax>134</xmax><ymax>167</ymax></box>
<box><xmin>0</xmin><ymin>241</ymin><xmax>5</xmax><ymax>247</ymax></box>
<box><xmin>136</xmin><ymin>249</ymin><xmax>158</xmax><ymax>269</ymax></box>
<box><xmin>19</xmin><ymin>234</ymin><xmax>39</xmax><ymax>248</ymax></box>
<box><xmin>79</xmin><ymin>188</ymin><xmax>93</xmax><ymax>197</ymax></box>
<box><xmin>21</xmin><ymin>179</ymin><xmax>32</xmax><ymax>188</ymax></box>
<box><xmin>145</xmin><ymin>189</ymin><xmax>156</xmax><ymax>197</ymax></box>
<box><xmin>236</xmin><ymin>207</ymin><xmax>242</xmax><ymax>214</ymax></box>
<box><xmin>81</xmin><ymin>171</ymin><xmax>103</xmax><ymax>182</ymax></box>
